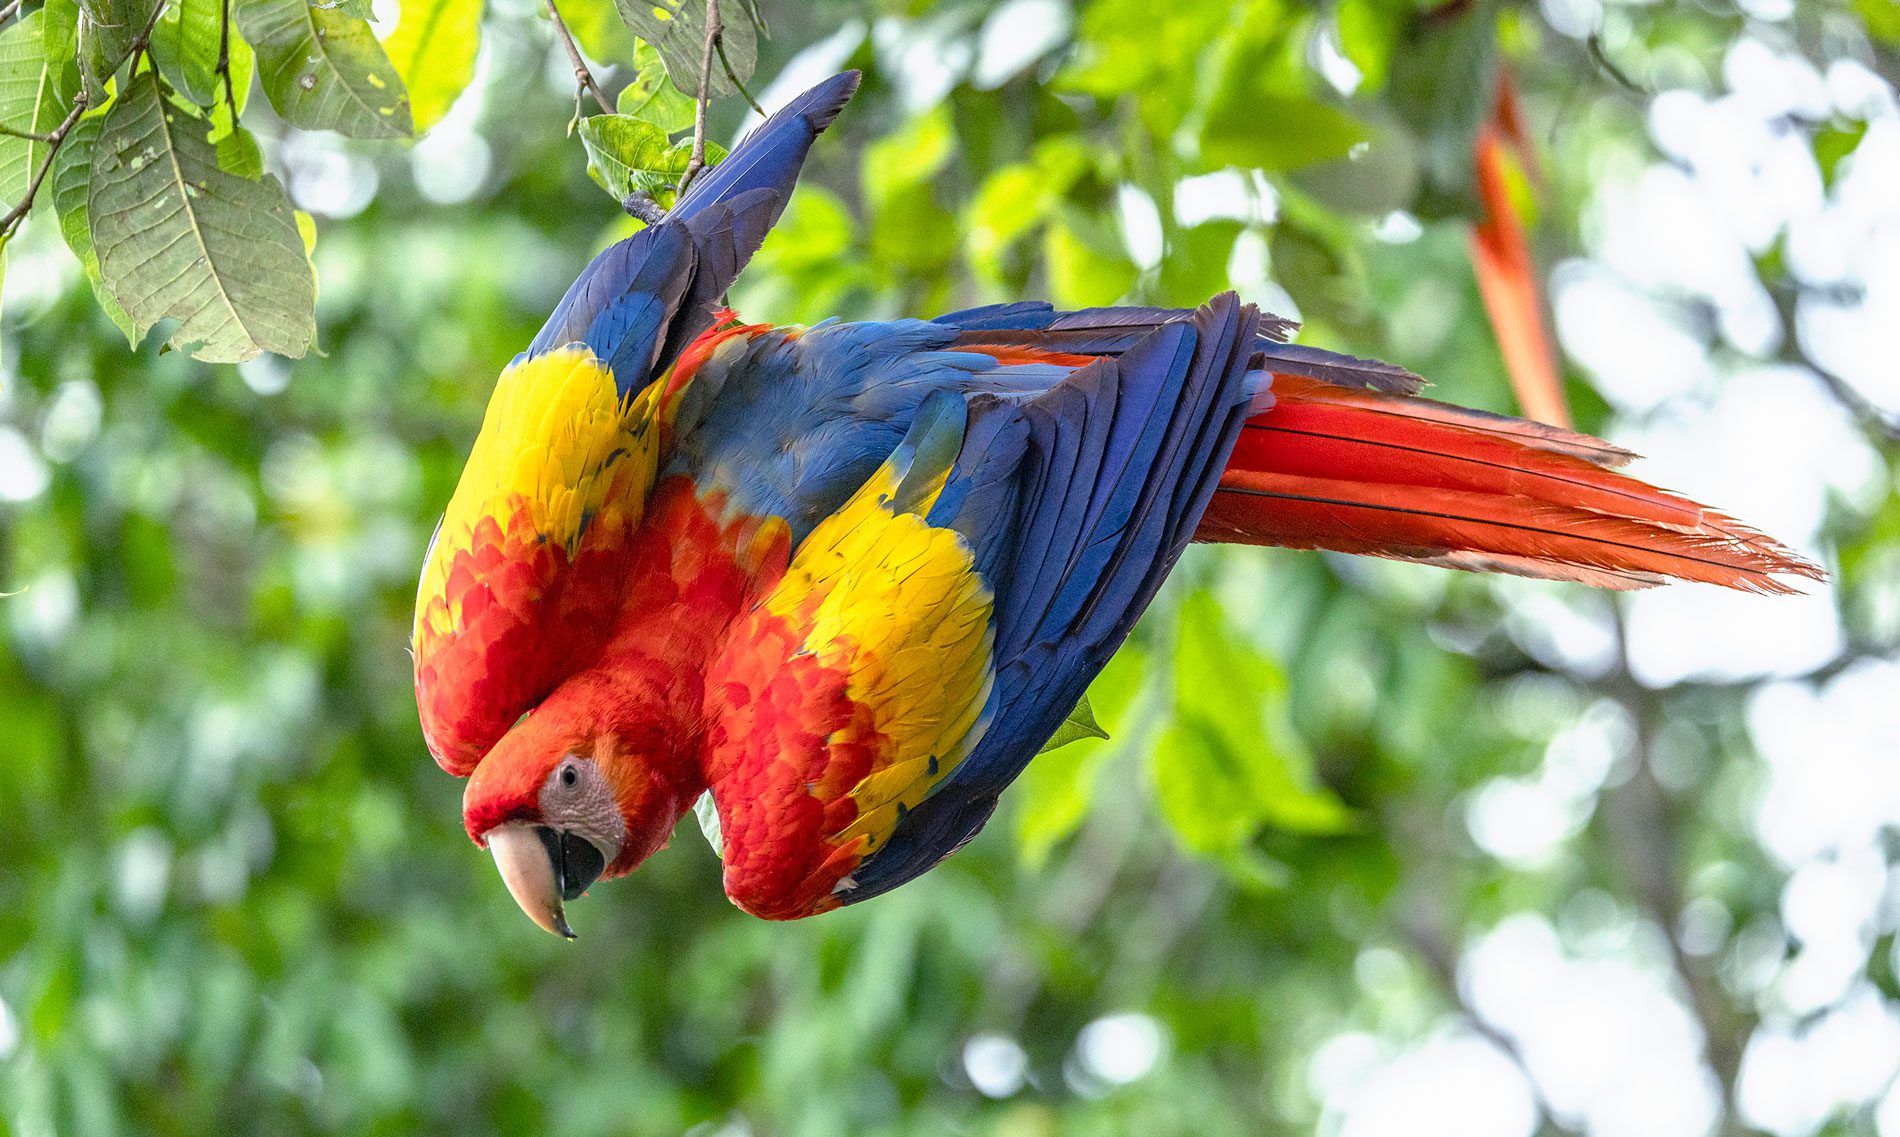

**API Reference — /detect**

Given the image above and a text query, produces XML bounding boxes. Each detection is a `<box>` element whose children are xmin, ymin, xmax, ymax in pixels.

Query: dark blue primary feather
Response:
<box><xmin>840</xmin><ymin>295</ymin><xmax>1262</xmax><ymax>903</ymax></box>
<box><xmin>935</xmin><ymin>301</ymin><xmax>1422</xmax><ymax>394</ymax></box>
<box><xmin>522</xmin><ymin>71</ymin><xmax>862</xmax><ymax>395</ymax></box>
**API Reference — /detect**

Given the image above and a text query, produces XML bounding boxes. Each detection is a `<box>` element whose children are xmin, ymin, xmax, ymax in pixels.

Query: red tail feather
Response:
<box><xmin>1197</xmin><ymin>376</ymin><xmax>1823</xmax><ymax>593</ymax></box>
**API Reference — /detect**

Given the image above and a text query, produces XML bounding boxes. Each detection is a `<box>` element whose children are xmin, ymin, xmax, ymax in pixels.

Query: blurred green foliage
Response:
<box><xmin>2</xmin><ymin>1</ymin><xmax>1898</xmax><ymax>1135</ymax></box>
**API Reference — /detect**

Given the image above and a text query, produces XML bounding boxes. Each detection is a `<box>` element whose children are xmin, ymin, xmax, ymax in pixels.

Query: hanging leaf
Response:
<box><xmin>51</xmin><ymin>112</ymin><xmax>138</xmax><ymax>344</ymax></box>
<box><xmin>77</xmin><ymin>0</ymin><xmax>160</xmax><ymax>89</ymax></box>
<box><xmin>89</xmin><ymin>71</ymin><xmax>316</xmax><ymax>361</ymax></box>
<box><xmin>0</xmin><ymin>10</ymin><xmax>78</xmax><ymax>209</ymax></box>
<box><xmin>607</xmin><ymin>0</ymin><xmax>755</xmax><ymax>99</ymax></box>
<box><xmin>238</xmin><ymin>0</ymin><xmax>413</xmax><ymax>139</ymax></box>
<box><xmin>151</xmin><ymin>0</ymin><xmax>255</xmax><ymax>111</ymax></box>
<box><xmin>382</xmin><ymin>0</ymin><xmax>482</xmax><ymax>134</ymax></box>
<box><xmin>615</xmin><ymin>40</ymin><xmax>694</xmax><ymax>131</ymax></box>
<box><xmin>577</xmin><ymin>112</ymin><xmax>722</xmax><ymax>209</ymax></box>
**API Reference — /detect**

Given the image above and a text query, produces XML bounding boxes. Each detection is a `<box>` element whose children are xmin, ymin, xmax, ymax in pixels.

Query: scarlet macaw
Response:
<box><xmin>413</xmin><ymin>72</ymin><xmax>1818</xmax><ymax>934</ymax></box>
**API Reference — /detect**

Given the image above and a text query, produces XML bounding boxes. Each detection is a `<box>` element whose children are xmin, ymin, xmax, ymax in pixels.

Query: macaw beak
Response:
<box><xmin>486</xmin><ymin>821</ymin><xmax>608</xmax><ymax>939</ymax></box>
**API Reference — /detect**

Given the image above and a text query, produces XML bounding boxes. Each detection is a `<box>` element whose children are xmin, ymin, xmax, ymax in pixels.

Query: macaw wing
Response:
<box><xmin>703</xmin><ymin>296</ymin><xmax>1261</xmax><ymax>916</ymax></box>
<box><xmin>413</xmin><ymin>350</ymin><xmax>671</xmax><ymax>775</ymax></box>
<box><xmin>840</xmin><ymin>296</ymin><xmax>1263</xmax><ymax>902</ymax></box>
<box><xmin>935</xmin><ymin>301</ymin><xmax>1422</xmax><ymax>394</ymax></box>
<box><xmin>703</xmin><ymin>393</ymin><xmax>998</xmax><ymax>919</ymax></box>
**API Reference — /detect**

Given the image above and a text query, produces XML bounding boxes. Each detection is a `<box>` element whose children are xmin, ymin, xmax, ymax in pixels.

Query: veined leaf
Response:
<box><xmin>77</xmin><ymin>0</ymin><xmax>160</xmax><ymax>89</ymax></box>
<box><xmin>615</xmin><ymin>40</ymin><xmax>693</xmax><ymax>131</ymax></box>
<box><xmin>607</xmin><ymin>0</ymin><xmax>755</xmax><ymax>99</ymax></box>
<box><xmin>89</xmin><ymin>71</ymin><xmax>315</xmax><ymax>361</ymax></box>
<box><xmin>152</xmin><ymin>0</ymin><xmax>255</xmax><ymax>111</ymax></box>
<box><xmin>0</xmin><ymin>10</ymin><xmax>78</xmax><ymax>209</ymax></box>
<box><xmin>1039</xmin><ymin>694</ymin><xmax>1108</xmax><ymax>755</ymax></box>
<box><xmin>238</xmin><ymin>0</ymin><xmax>413</xmax><ymax>139</ymax></box>
<box><xmin>382</xmin><ymin>0</ymin><xmax>481</xmax><ymax>133</ymax></box>
<box><xmin>51</xmin><ymin>111</ymin><xmax>139</xmax><ymax>345</ymax></box>
<box><xmin>577</xmin><ymin>112</ymin><xmax>722</xmax><ymax>209</ymax></box>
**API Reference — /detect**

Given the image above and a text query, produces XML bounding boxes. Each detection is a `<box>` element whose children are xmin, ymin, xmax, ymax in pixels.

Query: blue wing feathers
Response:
<box><xmin>844</xmin><ymin>295</ymin><xmax>1262</xmax><ymax>902</ymax></box>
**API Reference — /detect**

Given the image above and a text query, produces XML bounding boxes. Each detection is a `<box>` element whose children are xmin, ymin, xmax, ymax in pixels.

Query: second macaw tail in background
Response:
<box><xmin>1470</xmin><ymin>70</ymin><xmax>1571</xmax><ymax>429</ymax></box>
<box><xmin>1196</xmin><ymin>374</ymin><xmax>1825</xmax><ymax>593</ymax></box>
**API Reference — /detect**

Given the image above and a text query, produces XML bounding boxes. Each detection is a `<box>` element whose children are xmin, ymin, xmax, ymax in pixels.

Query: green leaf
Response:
<box><xmin>577</xmin><ymin>112</ymin><xmax>721</xmax><ymax>209</ymax></box>
<box><xmin>382</xmin><ymin>0</ymin><xmax>481</xmax><ymax>133</ymax></box>
<box><xmin>1152</xmin><ymin>590</ymin><xmax>1353</xmax><ymax>865</ymax></box>
<box><xmin>1043</xmin><ymin>215</ymin><xmax>1135</xmax><ymax>308</ymax></box>
<box><xmin>560</xmin><ymin>0</ymin><xmax>632</xmax><ymax>69</ymax></box>
<box><xmin>1814</xmin><ymin>120</ymin><xmax>1867</xmax><ymax>189</ymax></box>
<box><xmin>1387</xmin><ymin>0</ymin><xmax>1497</xmax><ymax>204</ymax></box>
<box><xmin>608</xmin><ymin>0</ymin><xmax>755</xmax><ymax>99</ymax></box>
<box><xmin>1856</xmin><ymin>0</ymin><xmax>1900</xmax><ymax>46</ymax></box>
<box><xmin>1201</xmin><ymin>91</ymin><xmax>1368</xmax><ymax>173</ymax></box>
<box><xmin>51</xmin><ymin>111</ymin><xmax>139</xmax><ymax>345</ymax></box>
<box><xmin>1040</xmin><ymin>694</ymin><xmax>1109</xmax><ymax>755</ymax></box>
<box><xmin>0</xmin><ymin>10</ymin><xmax>78</xmax><ymax>209</ymax></box>
<box><xmin>863</xmin><ymin>103</ymin><xmax>952</xmax><ymax>213</ymax></box>
<box><xmin>89</xmin><ymin>71</ymin><xmax>316</xmax><ymax>361</ymax></box>
<box><xmin>238</xmin><ymin>0</ymin><xmax>413</xmax><ymax>139</ymax></box>
<box><xmin>152</xmin><ymin>0</ymin><xmax>255</xmax><ymax>110</ymax></box>
<box><xmin>615</xmin><ymin>40</ymin><xmax>694</xmax><ymax>131</ymax></box>
<box><xmin>77</xmin><ymin>0</ymin><xmax>160</xmax><ymax>88</ymax></box>
<box><xmin>1334</xmin><ymin>0</ymin><xmax>1402</xmax><ymax>91</ymax></box>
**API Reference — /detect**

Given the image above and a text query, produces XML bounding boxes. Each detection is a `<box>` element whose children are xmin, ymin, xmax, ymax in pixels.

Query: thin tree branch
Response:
<box><xmin>0</xmin><ymin>123</ymin><xmax>59</xmax><ymax>143</ymax></box>
<box><xmin>0</xmin><ymin>0</ymin><xmax>24</xmax><ymax>28</ymax></box>
<box><xmin>544</xmin><ymin>0</ymin><xmax>613</xmax><ymax>117</ymax></box>
<box><xmin>0</xmin><ymin>92</ymin><xmax>89</xmax><ymax>241</ymax></box>
<box><xmin>217</xmin><ymin>0</ymin><xmax>240</xmax><ymax>125</ymax></box>
<box><xmin>675</xmin><ymin>0</ymin><xmax>721</xmax><ymax>197</ymax></box>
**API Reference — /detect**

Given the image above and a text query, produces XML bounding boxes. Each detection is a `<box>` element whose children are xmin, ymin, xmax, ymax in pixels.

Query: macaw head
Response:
<box><xmin>459</xmin><ymin>674</ymin><xmax>698</xmax><ymax>937</ymax></box>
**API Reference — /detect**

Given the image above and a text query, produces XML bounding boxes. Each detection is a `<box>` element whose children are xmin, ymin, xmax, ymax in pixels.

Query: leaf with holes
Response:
<box><xmin>382</xmin><ymin>0</ymin><xmax>481</xmax><ymax>133</ymax></box>
<box><xmin>0</xmin><ymin>10</ymin><xmax>78</xmax><ymax>209</ymax></box>
<box><xmin>607</xmin><ymin>0</ymin><xmax>755</xmax><ymax>99</ymax></box>
<box><xmin>238</xmin><ymin>0</ymin><xmax>412</xmax><ymax>139</ymax></box>
<box><xmin>89</xmin><ymin>71</ymin><xmax>315</xmax><ymax>361</ymax></box>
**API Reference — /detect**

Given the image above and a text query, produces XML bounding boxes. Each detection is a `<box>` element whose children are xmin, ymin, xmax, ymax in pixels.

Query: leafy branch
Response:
<box><xmin>0</xmin><ymin>0</ymin><xmax>164</xmax><ymax>244</ymax></box>
<box><xmin>0</xmin><ymin>89</ymin><xmax>86</xmax><ymax>240</ymax></box>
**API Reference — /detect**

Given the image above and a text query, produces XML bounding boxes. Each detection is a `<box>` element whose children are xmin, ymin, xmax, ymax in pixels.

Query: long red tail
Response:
<box><xmin>1195</xmin><ymin>374</ymin><xmax>1824</xmax><ymax>593</ymax></box>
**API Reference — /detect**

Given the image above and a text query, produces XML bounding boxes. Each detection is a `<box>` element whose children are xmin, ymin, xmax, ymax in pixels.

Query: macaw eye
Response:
<box><xmin>560</xmin><ymin>763</ymin><xmax>579</xmax><ymax>788</ymax></box>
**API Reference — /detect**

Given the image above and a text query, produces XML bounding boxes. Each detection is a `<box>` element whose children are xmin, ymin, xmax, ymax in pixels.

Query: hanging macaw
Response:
<box><xmin>413</xmin><ymin>72</ymin><xmax>1819</xmax><ymax>935</ymax></box>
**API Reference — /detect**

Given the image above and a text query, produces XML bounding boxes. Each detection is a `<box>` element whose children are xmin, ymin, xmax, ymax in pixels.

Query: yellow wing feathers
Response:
<box><xmin>764</xmin><ymin>459</ymin><xmax>996</xmax><ymax>852</ymax></box>
<box><xmin>415</xmin><ymin>349</ymin><xmax>664</xmax><ymax>645</ymax></box>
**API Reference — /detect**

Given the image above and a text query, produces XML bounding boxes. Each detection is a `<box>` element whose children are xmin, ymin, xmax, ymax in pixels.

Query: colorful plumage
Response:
<box><xmin>413</xmin><ymin>72</ymin><xmax>1821</xmax><ymax>933</ymax></box>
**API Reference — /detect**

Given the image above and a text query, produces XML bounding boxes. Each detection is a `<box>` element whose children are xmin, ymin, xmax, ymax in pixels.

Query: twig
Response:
<box><xmin>0</xmin><ymin>0</ymin><xmax>24</xmax><ymax>27</ymax></box>
<box><xmin>544</xmin><ymin>0</ymin><xmax>612</xmax><ymax>117</ymax></box>
<box><xmin>676</xmin><ymin>0</ymin><xmax>721</xmax><ymax>197</ymax></box>
<box><xmin>716</xmin><ymin>37</ymin><xmax>764</xmax><ymax>115</ymax></box>
<box><xmin>0</xmin><ymin>91</ymin><xmax>88</xmax><ymax>241</ymax></box>
<box><xmin>0</xmin><ymin>0</ymin><xmax>162</xmax><ymax>241</ymax></box>
<box><xmin>217</xmin><ymin>0</ymin><xmax>240</xmax><ymax>124</ymax></box>
<box><xmin>0</xmin><ymin>124</ymin><xmax>58</xmax><ymax>143</ymax></box>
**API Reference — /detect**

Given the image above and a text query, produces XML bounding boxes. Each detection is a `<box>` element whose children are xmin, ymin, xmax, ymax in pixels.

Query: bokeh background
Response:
<box><xmin>3</xmin><ymin>0</ymin><xmax>1900</xmax><ymax>1134</ymax></box>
